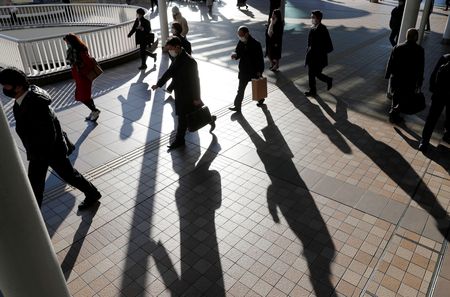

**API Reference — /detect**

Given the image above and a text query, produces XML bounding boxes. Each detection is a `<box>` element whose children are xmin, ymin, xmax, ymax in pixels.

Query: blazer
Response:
<box><xmin>235</xmin><ymin>35</ymin><xmax>264</xmax><ymax>81</ymax></box>
<box><xmin>305</xmin><ymin>23</ymin><xmax>333</xmax><ymax>70</ymax></box>
<box><xmin>13</xmin><ymin>85</ymin><xmax>67</xmax><ymax>161</ymax></box>
<box><xmin>156</xmin><ymin>50</ymin><xmax>200</xmax><ymax>116</ymax></box>
<box><xmin>128</xmin><ymin>17</ymin><xmax>151</xmax><ymax>45</ymax></box>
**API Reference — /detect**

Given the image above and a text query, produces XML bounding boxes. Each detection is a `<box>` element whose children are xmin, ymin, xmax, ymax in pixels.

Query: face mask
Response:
<box><xmin>312</xmin><ymin>19</ymin><xmax>318</xmax><ymax>26</ymax></box>
<box><xmin>239</xmin><ymin>36</ymin><xmax>247</xmax><ymax>42</ymax></box>
<box><xmin>3</xmin><ymin>87</ymin><xmax>16</xmax><ymax>98</ymax></box>
<box><xmin>169</xmin><ymin>50</ymin><xmax>178</xmax><ymax>57</ymax></box>
<box><xmin>171</xmin><ymin>29</ymin><xmax>177</xmax><ymax>35</ymax></box>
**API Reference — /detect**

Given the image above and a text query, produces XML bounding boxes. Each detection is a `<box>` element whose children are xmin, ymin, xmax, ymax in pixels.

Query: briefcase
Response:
<box><xmin>186</xmin><ymin>106</ymin><xmax>212</xmax><ymax>132</ymax></box>
<box><xmin>252</xmin><ymin>77</ymin><xmax>267</xmax><ymax>101</ymax></box>
<box><xmin>85</xmin><ymin>58</ymin><xmax>103</xmax><ymax>82</ymax></box>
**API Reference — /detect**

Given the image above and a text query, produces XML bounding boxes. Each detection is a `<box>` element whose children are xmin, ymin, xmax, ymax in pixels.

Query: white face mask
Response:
<box><xmin>312</xmin><ymin>19</ymin><xmax>318</xmax><ymax>26</ymax></box>
<box><xmin>239</xmin><ymin>36</ymin><xmax>247</xmax><ymax>42</ymax></box>
<box><xmin>169</xmin><ymin>50</ymin><xmax>178</xmax><ymax>57</ymax></box>
<box><xmin>171</xmin><ymin>28</ymin><xmax>177</xmax><ymax>35</ymax></box>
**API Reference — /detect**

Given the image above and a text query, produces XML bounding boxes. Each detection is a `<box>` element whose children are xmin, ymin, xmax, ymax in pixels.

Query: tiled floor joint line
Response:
<box><xmin>427</xmin><ymin>237</ymin><xmax>449</xmax><ymax>297</ymax></box>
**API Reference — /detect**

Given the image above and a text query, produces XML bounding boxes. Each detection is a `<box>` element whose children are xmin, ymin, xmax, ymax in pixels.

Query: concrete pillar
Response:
<box><xmin>418</xmin><ymin>0</ymin><xmax>433</xmax><ymax>44</ymax></box>
<box><xmin>158</xmin><ymin>0</ymin><xmax>169</xmax><ymax>48</ymax></box>
<box><xmin>443</xmin><ymin>14</ymin><xmax>450</xmax><ymax>44</ymax></box>
<box><xmin>398</xmin><ymin>0</ymin><xmax>420</xmax><ymax>44</ymax></box>
<box><xmin>0</xmin><ymin>104</ymin><xmax>70</xmax><ymax>297</ymax></box>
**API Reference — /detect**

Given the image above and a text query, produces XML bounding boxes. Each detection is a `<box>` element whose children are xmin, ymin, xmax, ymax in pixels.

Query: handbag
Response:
<box><xmin>395</xmin><ymin>89</ymin><xmax>426</xmax><ymax>115</ymax></box>
<box><xmin>85</xmin><ymin>58</ymin><xmax>103</xmax><ymax>81</ymax></box>
<box><xmin>186</xmin><ymin>106</ymin><xmax>212</xmax><ymax>132</ymax></box>
<box><xmin>147</xmin><ymin>32</ymin><xmax>155</xmax><ymax>45</ymax></box>
<box><xmin>252</xmin><ymin>77</ymin><xmax>267</xmax><ymax>101</ymax></box>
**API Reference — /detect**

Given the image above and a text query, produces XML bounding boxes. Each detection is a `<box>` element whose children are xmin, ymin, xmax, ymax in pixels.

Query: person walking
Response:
<box><xmin>64</xmin><ymin>33</ymin><xmax>101</xmax><ymax>121</ymax></box>
<box><xmin>206</xmin><ymin>0</ymin><xmax>213</xmax><ymax>14</ymax></box>
<box><xmin>389</xmin><ymin>0</ymin><xmax>405</xmax><ymax>46</ymax></box>
<box><xmin>419</xmin><ymin>54</ymin><xmax>450</xmax><ymax>152</ymax></box>
<box><xmin>445</xmin><ymin>0</ymin><xmax>449</xmax><ymax>11</ymax></box>
<box><xmin>228</xmin><ymin>26</ymin><xmax>265</xmax><ymax>112</ymax></box>
<box><xmin>151</xmin><ymin>37</ymin><xmax>215</xmax><ymax>150</ymax></box>
<box><xmin>171</xmin><ymin>22</ymin><xmax>191</xmax><ymax>55</ymax></box>
<box><xmin>172</xmin><ymin>6</ymin><xmax>189</xmax><ymax>37</ymax></box>
<box><xmin>266</xmin><ymin>8</ymin><xmax>284</xmax><ymax>71</ymax></box>
<box><xmin>304</xmin><ymin>10</ymin><xmax>333</xmax><ymax>97</ymax></box>
<box><xmin>128</xmin><ymin>8</ymin><xmax>157</xmax><ymax>70</ymax></box>
<box><xmin>150</xmin><ymin>0</ymin><xmax>158</xmax><ymax>12</ymax></box>
<box><xmin>385</xmin><ymin>28</ymin><xmax>424</xmax><ymax>124</ymax></box>
<box><xmin>0</xmin><ymin>67</ymin><xmax>102</xmax><ymax>210</ymax></box>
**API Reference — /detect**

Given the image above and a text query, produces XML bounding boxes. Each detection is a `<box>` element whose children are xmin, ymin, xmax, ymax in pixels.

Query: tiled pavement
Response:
<box><xmin>2</xmin><ymin>0</ymin><xmax>450</xmax><ymax>296</ymax></box>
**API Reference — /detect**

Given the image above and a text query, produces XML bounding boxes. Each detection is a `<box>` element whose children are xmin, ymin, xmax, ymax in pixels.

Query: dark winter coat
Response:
<box><xmin>305</xmin><ymin>23</ymin><xmax>333</xmax><ymax>70</ymax></box>
<box><xmin>429</xmin><ymin>53</ymin><xmax>450</xmax><ymax>95</ymax></box>
<box><xmin>234</xmin><ymin>35</ymin><xmax>264</xmax><ymax>81</ymax></box>
<box><xmin>156</xmin><ymin>50</ymin><xmax>200</xmax><ymax>116</ymax></box>
<box><xmin>13</xmin><ymin>85</ymin><xmax>67</xmax><ymax>161</ymax></box>
<box><xmin>128</xmin><ymin>17</ymin><xmax>151</xmax><ymax>45</ymax></box>
<box><xmin>266</xmin><ymin>19</ymin><xmax>284</xmax><ymax>60</ymax></box>
<box><xmin>67</xmin><ymin>48</ymin><xmax>95</xmax><ymax>102</ymax></box>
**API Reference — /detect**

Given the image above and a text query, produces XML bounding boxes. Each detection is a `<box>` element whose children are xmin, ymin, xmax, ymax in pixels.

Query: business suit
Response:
<box><xmin>385</xmin><ymin>40</ymin><xmax>424</xmax><ymax>119</ymax></box>
<box><xmin>13</xmin><ymin>85</ymin><xmax>100</xmax><ymax>207</ymax></box>
<box><xmin>128</xmin><ymin>16</ymin><xmax>155</xmax><ymax>67</ymax></box>
<box><xmin>233</xmin><ymin>35</ymin><xmax>264</xmax><ymax>109</ymax></box>
<box><xmin>305</xmin><ymin>23</ymin><xmax>333</xmax><ymax>94</ymax></box>
<box><xmin>421</xmin><ymin>54</ymin><xmax>450</xmax><ymax>147</ymax></box>
<box><xmin>156</xmin><ymin>50</ymin><xmax>200</xmax><ymax>144</ymax></box>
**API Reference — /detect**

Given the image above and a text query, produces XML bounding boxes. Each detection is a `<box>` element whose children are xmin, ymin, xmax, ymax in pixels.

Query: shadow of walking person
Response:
<box><xmin>315</xmin><ymin>96</ymin><xmax>450</xmax><ymax>240</ymax></box>
<box><xmin>149</xmin><ymin>135</ymin><xmax>225</xmax><ymax>296</ymax></box>
<box><xmin>60</xmin><ymin>202</ymin><xmax>100</xmax><ymax>280</ymax></box>
<box><xmin>232</xmin><ymin>107</ymin><xmax>337</xmax><ymax>297</ymax></box>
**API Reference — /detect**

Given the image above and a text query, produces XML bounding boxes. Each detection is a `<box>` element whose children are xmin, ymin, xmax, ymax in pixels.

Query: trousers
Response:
<box><xmin>421</xmin><ymin>94</ymin><xmax>450</xmax><ymax>144</ymax></box>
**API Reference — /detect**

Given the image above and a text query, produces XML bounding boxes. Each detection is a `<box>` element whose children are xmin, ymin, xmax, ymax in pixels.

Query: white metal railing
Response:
<box><xmin>0</xmin><ymin>4</ymin><xmax>147</xmax><ymax>77</ymax></box>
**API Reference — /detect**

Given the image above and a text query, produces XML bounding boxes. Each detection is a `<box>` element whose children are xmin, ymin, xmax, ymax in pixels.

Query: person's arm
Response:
<box><xmin>181</xmin><ymin>18</ymin><xmax>189</xmax><ymax>36</ymax></box>
<box><xmin>152</xmin><ymin>59</ymin><xmax>179</xmax><ymax>90</ymax></box>
<box><xmin>429</xmin><ymin>55</ymin><xmax>446</xmax><ymax>92</ymax></box>
<box><xmin>128</xmin><ymin>19</ymin><xmax>138</xmax><ymax>37</ymax></box>
<box><xmin>385</xmin><ymin>48</ymin><xmax>395</xmax><ymax>79</ymax></box>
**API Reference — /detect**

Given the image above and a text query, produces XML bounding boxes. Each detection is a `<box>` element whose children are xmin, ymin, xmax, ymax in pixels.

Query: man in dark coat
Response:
<box><xmin>304</xmin><ymin>10</ymin><xmax>333</xmax><ymax>97</ymax></box>
<box><xmin>385</xmin><ymin>28</ymin><xmax>424</xmax><ymax>124</ymax></box>
<box><xmin>229</xmin><ymin>26</ymin><xmax>265</xmax><ymax>112</ymax></box>
<box><xmin>0</xmin><ymin>67</ymin><xmax>101</xmax><ymax>210</ymax></box>
<box><xmin>419</xmin><ymin>53</ymin><xmax>450</xmax><ymax>152</ymax></box>
<box><xmin>128</xmin><ymin>8</ymin><xmax>157</xmax><ymax>70</ymax></box>
<box><xmin>389</xmin><ymin>0</ymin><xmax>405</xmax><ymax>46</ymax></box>
<box><xmin>152</xmin><ymin>37</ymin><xmax>215</xmax><ymax>150</ymax></box>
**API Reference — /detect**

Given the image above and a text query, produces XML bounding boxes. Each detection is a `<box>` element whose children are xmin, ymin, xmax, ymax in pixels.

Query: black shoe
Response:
<box><xmin>228</xmin><ymin>106</ymin><xmax>241</xmax><ymax>112</ymax></box>
<box><xmin>138</xmin><ymin>65</ymin><xmax>147</xmax><ymax>70</ymax></box>
<box><xmin>418</xmin><ymin>141</ymin><xmax>428</xmax><ymax>153</ymax></box>
<box><xmin>256</xmin><ymin>99</ymin><xmax>265</xmax><ymax>107</ymax></box>
<box><xmin>304</xmin><ymin>90</ymin><xmax>317</xmax><ymax>97</ymax></box>
<box><xmin>210</xmin><ymin>115</ymin><xmax>217</xmax><ymax>132</ymax></box>
<box><xmin>78</xmin><ymin>191</ymin><xmax>101</xmax><ymax>211</ymax></box>
<box><xmin>167</xmin><ymin>141</ymin><xmax>185</xmax><ymax>150</ymax></box>
<box><xmin>389</xmin><ymin>114</ymin><xmax>403</xmax><ymax>124</ymax></box>
<box><xmin>327</xmin><ymin>78</ymin><xmax>333</xmax><ymax>91</ymax></box>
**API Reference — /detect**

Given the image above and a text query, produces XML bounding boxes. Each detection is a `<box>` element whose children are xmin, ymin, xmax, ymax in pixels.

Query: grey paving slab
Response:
<box><xmin>355</xmin><ymin>191</ymin><xmax>390</xmax><ymax>218</ymax></box>
<box><xmin>399</xmin><ymin>206</ymin><xmax>430</xmax><ymax>235</ymax></box>
<box><xmin>331</xmin><ymin>181</ymin><xmax>366</xmax><ymax>207</ymax></box>
<box><xmin>311</xmin><ymin>175</ymin><xmax>346</xmax><ymax>199</ymax></box>
<box><xmin>379</xmin><ymin>199</ymin><xmax>407</xmax><ymax>225</ymax></box>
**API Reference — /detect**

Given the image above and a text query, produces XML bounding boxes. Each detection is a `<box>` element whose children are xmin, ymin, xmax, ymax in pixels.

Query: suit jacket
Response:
<box><xmin>305</xmin><ymin>23</ymin><xmax>333</xmax><ymax>70</ymax></box>
<box><xmin>13</xmin><ymin>85</ymin><xmax>67</xmax><ymax>161</ymax></box>
<box><xmin>128</xmin><ymin>17</ymin><xmax>151</xmax><ymax>45</ymax></box>
<box><xmin>429</xmin><ymin>53</ymin><xmax>450</xmax><ymax>95</ymax></box>
<box><xmin>385</xmin><ymin>40</ymin><xmax>424</xmax><ymax>91</ymax></box>
<box><xmin>235</xmin><ymin>35</ymin><xmax>264</xmax><ymax>81</ymax></box>
<box><xmin>156</xmin><ymin>50</ymin><xmax>200</xmax><ymax>116</ymax></box>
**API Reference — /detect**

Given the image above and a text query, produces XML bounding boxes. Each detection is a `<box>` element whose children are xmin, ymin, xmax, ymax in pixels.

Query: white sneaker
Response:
<box><xmin>90</xmin><ymin>110</ymin><xmax>101</xmax><ymax>121</ymax></box>
<box><xmin>85</xmin><ymin>111</ymin><xmax>94</xmax><ymax>121</ymax></box>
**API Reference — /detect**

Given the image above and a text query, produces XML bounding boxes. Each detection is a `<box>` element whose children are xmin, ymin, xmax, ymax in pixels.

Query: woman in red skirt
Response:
<box><xmin>64</xmin><ymin>33</ymin><xmax>100</xmax><ymax>121</ymax></box>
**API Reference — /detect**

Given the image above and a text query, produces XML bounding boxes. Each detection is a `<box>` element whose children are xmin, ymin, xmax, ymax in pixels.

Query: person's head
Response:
<box><xmin>398</xmin><ymin>0</ymin><xmax>405</xmax><ymax>5</ymax></box>
<box><xmin>63</xmin><ymin>33</ymin><xmax>87</xmax><ymax>50</ymax></box>
<box><xmin>406</xmin><ymin>28</ymin><xmax>419</xmax><ymax>43</ymax></box>
<box><xmin>171</xmin><ymin>22</ymin><xmax>182</xmax><ymax>36</ymax></box>
<box><xmin>271</xmin><ymin>8</ymin><xmax>282</xmax><ymax>22</ymax></box>
<box><xmin>172</xmin><ymin>6</ymin><xmax>180</xmax><ymax>19</ymax></box>
<box><xmin>165</xmin><ymin>36</ymin><xmax>182</xmax><ymax>58</ymax></box>
<box><xmin>0</xmin><ymin>67</ymin><xmax>29</xmax><ymax>99</ymax></box>
<box><xmin>237</xmin><ymin>26</ymin><xmax>249</xmax><ymax>43</ymax></box>
<box><xmin>311</xmin><ymin>10</ymin><xmax>323</xmax><ymax>26</ymax></box>
<box><xmin>136</xmin><ymin>8</ymin><xmax>145</xmax><ymax>18</ymax></box>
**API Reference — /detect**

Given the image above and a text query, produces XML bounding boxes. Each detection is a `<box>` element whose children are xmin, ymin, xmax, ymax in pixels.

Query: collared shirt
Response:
<box><xmin>15</xmin><ymin>90</ymin><xmax>28</xmax><ymax>106</ymax></box>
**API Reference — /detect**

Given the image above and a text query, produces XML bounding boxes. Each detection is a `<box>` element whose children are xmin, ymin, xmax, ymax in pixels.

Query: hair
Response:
<box><xmin>238</xmin><ymin>26</ymin><xmax>249</xmax><ymax>34</ymax></box>
<box><xmin>311</xmin><ymin>10</ymin><xmax>323</xmax><ymax>20</ymax></box>
<box><xmin>406</xmin><ymin>28</ymin><xmax>419</xmax><ymax>42</ymax></box>
<box><xmin>0</xmin><ymin>67</ymin><xmax>29</xmax><ymax>88</ymax></box>
<box><xmin>63</xmin><ymin>33</ymin><xmax>88</xmax><ymax>50</ymax></box>
<box><xmin>272</xmin><ymin>9</ymin><xmax>283</xmax><ymax>23</ymax></box>
<box><xmin>136</xmin><ymin>8</ymin><xmax>145</xmax><ymax>15</ymax></box>
<box><xmin>172</xmin><ymin>22</ymin><xmax>182</xmax><ymax>35</ymax></box>
<box><xmin>165</xmin><ymin>36</ymin><xmax>182</xmax><ymax>47</ymax></box>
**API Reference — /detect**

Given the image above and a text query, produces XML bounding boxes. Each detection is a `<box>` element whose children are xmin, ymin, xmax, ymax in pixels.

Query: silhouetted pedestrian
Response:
<box><xmin>385</xmin><ymin>28</ymin><xmax>424</xmax><ymax>124</ymax></box>
<box><xmin>64</xmin><ymin>33</ymin><xmax>101</xmax><ymax>121</ymax></box>
<box><xmin>419</xmin><ymin>53</ymin><xmax>450</xmax><ymax>152</ymax></box>
<box><xmin>128</xmin><ymin>8</ymin><xmax>157</xmax><ymax>70</ymax></box>
<box><xmin>304</xmin><ymin>10</ymin><xmax>333</xmax><ymax>97</ymax></box>
<box><xmin>228</xmin><ymin>26</ymin><xmax>265</xmax><ymax>112</ymax></box>
<box><xmin>266</xmin><ymin>8</ymin><xmax>284</xmax><ymax>71</ymax></box>
<box><xmin>389</xmin><ymin>0</ymin><xmax>405</xmax><ymax>46</ymax></box>
<box><xmin>0</xmin><ymin>67</ymin><xmax>102</xmax><ymax>210</ymax></box>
